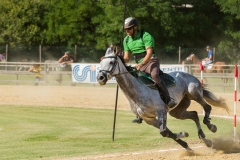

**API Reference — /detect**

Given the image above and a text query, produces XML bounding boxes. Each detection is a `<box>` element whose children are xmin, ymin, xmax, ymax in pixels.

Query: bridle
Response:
<box><xmin>185</xmin><ymin>54</ymin><xmax>194</xmax><ymax>61</ymax></box>
<box><xmin>99</xmin><ymin>55</ymin><xmax>130</xmax><ymax>77</ymax></box>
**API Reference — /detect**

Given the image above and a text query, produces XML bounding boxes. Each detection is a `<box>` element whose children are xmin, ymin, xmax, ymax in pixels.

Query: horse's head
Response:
<box><xmin>185</xmin><ymin>53</ymin><xmax>195</xmax><ymax>62</ymax></box>
<box><xmin>97</xmin><ymin>46</ymin><xmax>125</xmax><ymax>85</ymax></box>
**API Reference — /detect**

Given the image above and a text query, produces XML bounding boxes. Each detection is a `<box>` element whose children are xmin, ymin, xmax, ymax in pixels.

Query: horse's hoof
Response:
<box><xmin>202</xmin><ymin>138</ymin><xmax>212</xmax><ymax>147</ymax></box>
<box><xmin>209</xmin><ymin>124</ymin><xmax>217</xmax><ymax>133</ymax></box>
<box><xmin>176</xmin><ymin>132</ymin><xmax>189</xmax><ymax>140</ymax></box>
<box><xmin>186</xmin><ymin>147</ymin><xmax>194</xmax><ymax>152</ymax></box>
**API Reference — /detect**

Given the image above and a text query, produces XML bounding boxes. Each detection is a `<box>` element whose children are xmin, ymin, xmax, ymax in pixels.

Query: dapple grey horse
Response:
<box><xmin>97</xmin><ymin>49</ymin><xmax>229</xmax><ymax>151</ymax></box>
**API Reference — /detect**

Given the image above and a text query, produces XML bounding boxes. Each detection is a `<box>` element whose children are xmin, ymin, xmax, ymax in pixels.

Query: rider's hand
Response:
<box><xmin>135</xmin><ymin>63</ymin><xmax>143</xmax><ymax>70</ymax></box>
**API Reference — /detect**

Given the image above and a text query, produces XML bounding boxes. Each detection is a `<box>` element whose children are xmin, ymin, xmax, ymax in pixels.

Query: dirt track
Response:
<box><xmin>1</xmin><ymin>85</ymin><xmax>240</xmax><ymax>160</ymax></box>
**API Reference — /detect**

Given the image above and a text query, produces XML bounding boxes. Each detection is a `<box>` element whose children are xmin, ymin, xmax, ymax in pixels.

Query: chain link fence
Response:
<box><xmin>0</xmin><ymin>45</ymin><xmax>238</xmax><ymax>64</ymax></box>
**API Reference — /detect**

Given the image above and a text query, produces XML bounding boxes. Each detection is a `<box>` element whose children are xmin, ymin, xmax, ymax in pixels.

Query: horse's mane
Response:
<box><xmin>105</xmin><ymin>45</ymin><xmax>133</xmax><ymax>72</ymax></box>
<box><xmin>117</xmin><ymin>55</ymin><xmax>134</xmax><ymax>72</ymax></box>
<box><xmin>117</xmin><ymin>55</ymin><xmax>125</xmax><ymax>65</ymax></box>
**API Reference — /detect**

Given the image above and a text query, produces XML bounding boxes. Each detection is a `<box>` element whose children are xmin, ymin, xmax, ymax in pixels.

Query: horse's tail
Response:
<box><xmin>203</xmin><ymin>89</ymin><xmax>230</xmax><ymax>113</ymax></box>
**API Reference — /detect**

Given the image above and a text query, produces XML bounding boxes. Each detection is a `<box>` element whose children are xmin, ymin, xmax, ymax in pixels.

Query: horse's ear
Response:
<box><xmin>113</xmin><ymin>46</ymin><xmax>118</xmax><ymax>55</ymax></box>
<box><xmin>100</xmin><ymin>56</ymin><xmax>104</xmax><ymax>61</ymax></box>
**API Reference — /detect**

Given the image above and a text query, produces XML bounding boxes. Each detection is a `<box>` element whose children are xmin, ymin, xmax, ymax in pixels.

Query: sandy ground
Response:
<box><xmin>1</xmin><ymin>85</ymin><xmax>240</xmax><ymax>160</ymax></box>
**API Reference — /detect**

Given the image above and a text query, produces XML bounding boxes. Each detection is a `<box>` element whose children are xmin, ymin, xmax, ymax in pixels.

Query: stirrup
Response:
<box><xmin>167</xmin><ymin>98</ymin><xmax>176</xmax><ymax>108</ymax></box>
<box><xmin>132</xmin><ymin>117</ymin><xmax>143</xmax><ymax>124</ymax></box>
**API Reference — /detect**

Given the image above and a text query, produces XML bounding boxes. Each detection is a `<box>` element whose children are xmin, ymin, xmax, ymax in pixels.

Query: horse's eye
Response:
<box><xmin>110</xmin><ymin>61</ymin><xmax>114</xmax><ymax>65</ymax></box>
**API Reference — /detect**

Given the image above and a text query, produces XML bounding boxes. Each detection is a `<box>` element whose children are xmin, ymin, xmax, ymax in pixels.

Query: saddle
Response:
<box><xmin>205</xmin><ymin>64</ymin><xmax>213</xmax><ymax>69</ymax></box>
<box><xmin>202</xmin><ymin>61</ymin><xmax>213</xmax><ymax>69</ymax></box>
<box><xmin>127</xmin><ymin>66</ymin><xmax>176</xmax><ymax>90</ymax></box>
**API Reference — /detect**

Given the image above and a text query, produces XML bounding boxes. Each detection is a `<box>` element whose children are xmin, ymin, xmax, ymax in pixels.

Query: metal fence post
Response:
<box><xmin>213</xmin><ymin>47</ymin><xmax>215</xmax><ymax>62</ymax></box>
<box><xmin>5</xmin><ymin>44</ymin><xmax>8</xmax><ymax>70</ymax></box>
<box><xmin>74</xmin><ymin>45</ymin><xmax>77</xmax><ymax>61</ymax></box>
<box><xmin>39</xmin><ymin>45</ymin><xmax>42</xmax><ymax>63</ymax></box>
<box><xmin>179</xmin><ymin>46</ymin><xmax>181</xmax><ymax>64</ymax></box>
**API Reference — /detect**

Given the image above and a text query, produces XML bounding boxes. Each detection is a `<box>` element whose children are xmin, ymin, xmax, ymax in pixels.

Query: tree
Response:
<box><xmin>43</xmin><ymin>0</ymin><xmax>101</xmax><ymax>46</ymax></box>
<box><xmin>0</xmin><ymin>0</ymin><xmax>46</xmax><ymax>46</ymax></box>
<box><xmin>214</xmin><ymin>0</ymin><xmax>240</xmax><ymax>63</ymax></box>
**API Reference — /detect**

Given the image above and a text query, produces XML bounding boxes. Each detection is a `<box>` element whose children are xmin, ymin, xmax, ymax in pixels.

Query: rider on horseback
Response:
<box><xmin>122</xmin><ymin>17</ymin><xmax>176</xmax><ymax>123</ymax></box>
<box><xmin>202</xmin><ymin>46</ymin><xmax>213</xmax><ymax>66</ymax></box>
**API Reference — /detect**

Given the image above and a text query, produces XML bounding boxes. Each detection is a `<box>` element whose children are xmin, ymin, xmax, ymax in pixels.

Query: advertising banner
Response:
<box><xmin>71</xmin><ymin>63</ymin><xmax>186</xmax><ymax>83</ymax></box>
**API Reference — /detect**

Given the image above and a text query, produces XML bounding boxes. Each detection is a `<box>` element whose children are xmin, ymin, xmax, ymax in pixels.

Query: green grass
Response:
<box><xmin>0</xmin><ymin>105</ymin><xmax>234</xmax><ymax>160</ymax></box>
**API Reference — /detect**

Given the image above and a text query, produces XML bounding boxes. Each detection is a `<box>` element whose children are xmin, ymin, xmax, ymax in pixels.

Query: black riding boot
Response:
<box><xmin>155</xmin><ymin>81</ymin><xmax>176</xmax><ymax>108</ymax></box>
<box><xmin>132</xmin><ymin>116</ymin><xmax>143</xmax><ymax>124</ymax></box>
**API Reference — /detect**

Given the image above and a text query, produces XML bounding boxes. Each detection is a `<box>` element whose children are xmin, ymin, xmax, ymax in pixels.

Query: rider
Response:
<box><xmin>202</xmin><ymin>46</ymin><xmax>213</xmax><ymax>66</ymax></box>
<box><xmin>123</xmin><ymin>17</ymin><xmax>176</xmax><ymax>123</ymax></box>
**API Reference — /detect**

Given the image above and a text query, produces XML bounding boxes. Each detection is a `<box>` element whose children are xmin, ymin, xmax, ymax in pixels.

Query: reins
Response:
<box><xmin>101</xmin><ymin>55</ymin><xmax>138</xmax><ymax>77</ymax></box>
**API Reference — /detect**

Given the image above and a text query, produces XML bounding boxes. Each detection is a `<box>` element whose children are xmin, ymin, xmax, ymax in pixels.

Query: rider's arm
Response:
<box><xmin>208</xmin><ymin>54</ymin><xmax>213</xmax><ymax>60</ymax></box>
<box><xmin>135</xmin><ymin>47</ymin><xmax>153</xmax><ymax>70</ymax></box>
<box><xmin>123</xmin><ymin>51</ymin><xmax>131</xmax><ymax>63</ymax></box>
<box><xmin>204</xmin><ymin>54</ymin><xmax>212</xmax><ymax>61</ymax></box>
<box><xmin>141</xmin><ymin>32</ymin><xmax>154</xmax><ymax>65</ymax></box>
<box><xmin>142</xmin><ymin>47</ymin><xmax>153</xmax><ymax>64</ymax></box>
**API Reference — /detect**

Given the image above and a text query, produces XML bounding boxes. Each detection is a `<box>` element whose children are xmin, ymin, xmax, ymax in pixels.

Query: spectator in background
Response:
<box><xmin>0</xmin><ymin>53</ymin><xmax>6</xmax><ymax>62</ymax></box>
<box><xmin>56</xmin><ymin>51</ymin><xmax>75</xmax><ymax>85</ymax></box>
<box><xmin>28</xmin><ymin>64</ymin><xmax>42</xmax><ymax>86</ymax></box>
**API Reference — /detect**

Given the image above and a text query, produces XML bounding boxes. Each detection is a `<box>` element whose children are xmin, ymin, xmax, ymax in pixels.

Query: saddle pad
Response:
<box><xmin>131</xmin><ymin>69</ymin><xmax>176</xmax><ymax>90</ymax></box>
<box><xmin>206</xmin><ymin>64</ymin><xmax>213</xmax><ymax>69</ymax></box>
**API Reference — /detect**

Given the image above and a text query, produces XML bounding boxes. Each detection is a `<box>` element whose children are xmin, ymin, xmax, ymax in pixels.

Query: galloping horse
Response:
<box><xmin>97</xmin><ymin>49</ymin><xmax>229</xmax><ymax>151</ymax></box>
<box><xmin>183</xmin><ymin>53</ymin><xmax>228</xmax><ymax>73</ymax></box>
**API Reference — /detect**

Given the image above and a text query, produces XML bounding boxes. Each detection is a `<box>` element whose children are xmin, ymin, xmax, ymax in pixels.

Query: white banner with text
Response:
<box><xmin>71</xmin><ymin>63</ymin><xmax>186</xmax><ymax>83</ymax></box>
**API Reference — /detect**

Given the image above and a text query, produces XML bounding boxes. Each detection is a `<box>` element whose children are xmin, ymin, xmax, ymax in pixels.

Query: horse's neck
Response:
<box><xmin>114</xmin><ymin>57</ymin><xmax>153</xmax><ymax>101</ymax></box>
<box><xmin>114</xmin><ymin>64</ymin><xmax>138</xmax><ymax>91</ymax></box>
<box><xmin>114</xmin><ymin>63</ymin><xmax>146</xmax><ymax>98</ymax></box>
<box><xmin>115</xmin><ymin>74</ymin><xmax>147</xmax><ymax>99</ymax></box>
<box><xmin>193</xmin><ymin>56</ymin><xmax>201</xmax><ymax>64</ymax></box>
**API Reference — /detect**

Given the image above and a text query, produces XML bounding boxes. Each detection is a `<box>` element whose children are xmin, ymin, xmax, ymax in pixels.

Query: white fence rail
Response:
<box><xmin>0</xmin><ymin>62</ymin><xmax>239</xmax><ymax>92</ymax></box>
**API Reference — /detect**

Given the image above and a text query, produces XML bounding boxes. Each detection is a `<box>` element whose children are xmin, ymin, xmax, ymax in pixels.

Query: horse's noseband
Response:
<box><xmin>99</xmin><ymin>55</ymin><xmax>119</xmax><ymax>79</ymax></box>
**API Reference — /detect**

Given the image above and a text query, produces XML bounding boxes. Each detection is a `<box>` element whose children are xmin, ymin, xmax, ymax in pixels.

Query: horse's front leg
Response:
<box><xmin>156</xmin><ymin>108</ymin><xmax>192</xmax><ymax>151</ymax></box>
<box><xmin>144</xmin><ymin>117</ymin><xmax>192</xmax><ymax>151</ymax></box>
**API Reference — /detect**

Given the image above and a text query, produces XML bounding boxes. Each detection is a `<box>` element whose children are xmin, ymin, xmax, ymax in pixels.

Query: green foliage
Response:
<box><xmin>0</xmin><ymin>0</ymin><xmax>47</xmax><ymax>46</ymax></box>
<box><xmin>43</xmin><ymin>0</ymin><xmax>101</xmax><ymax>46</ymax></box>
<box><xmin>0</xmin><ymin>0</ymin><xmax>240</xmax><ymax>63</ymax></box>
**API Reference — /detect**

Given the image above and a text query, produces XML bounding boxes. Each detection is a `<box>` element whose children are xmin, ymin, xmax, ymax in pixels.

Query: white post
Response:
<box><xmin>234</xmin><ymin>64</ymin><xmax>238</xmax><ymax>141</ymax></box>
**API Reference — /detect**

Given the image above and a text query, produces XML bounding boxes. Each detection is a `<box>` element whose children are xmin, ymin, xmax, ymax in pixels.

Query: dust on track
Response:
<box><xmin>1</xmin><ymin>85</ymin><xmax>240</xmax><ymax>160</ymax></box>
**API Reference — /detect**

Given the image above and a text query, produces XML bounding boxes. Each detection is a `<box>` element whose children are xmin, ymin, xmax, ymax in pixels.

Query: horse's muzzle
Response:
<box><xmin>97</xmin><ymin>72</ymin><xmax>107</xmax><ymax>85</ymax></box>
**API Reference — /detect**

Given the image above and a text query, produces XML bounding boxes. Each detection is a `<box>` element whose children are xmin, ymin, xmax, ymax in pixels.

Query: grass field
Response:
<box><xmin>0</xmin><ymin>105</ymin><xmax>233</xmax><ymax>160</ymax></box>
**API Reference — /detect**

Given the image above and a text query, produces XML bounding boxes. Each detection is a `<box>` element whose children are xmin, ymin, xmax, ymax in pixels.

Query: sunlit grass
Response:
<box><xmin>0</xmin><ymin>105</ymin><xmax>233</xmax><ymax>160</ymax></box>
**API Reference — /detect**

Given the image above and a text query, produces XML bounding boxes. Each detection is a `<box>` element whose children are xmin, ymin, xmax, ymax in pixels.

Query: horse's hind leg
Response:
<box><xmin>169</xmin><ymin>97</ymin><xmax>212</xmax><ymax>147</ymax></box>
<box><xmin>188</xmin><ymin>83</ymin><xmax>217</xmax><ymax>133</ymax></box>
<box><xmin>169</xmin><ymin>98</ymin><xmax>203</xmax><ymax>135</ymax></box>
<box><xmin>199</xmin><ymin>100</ymin><xmax>217</xmax><ymax>133</ymax></box>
